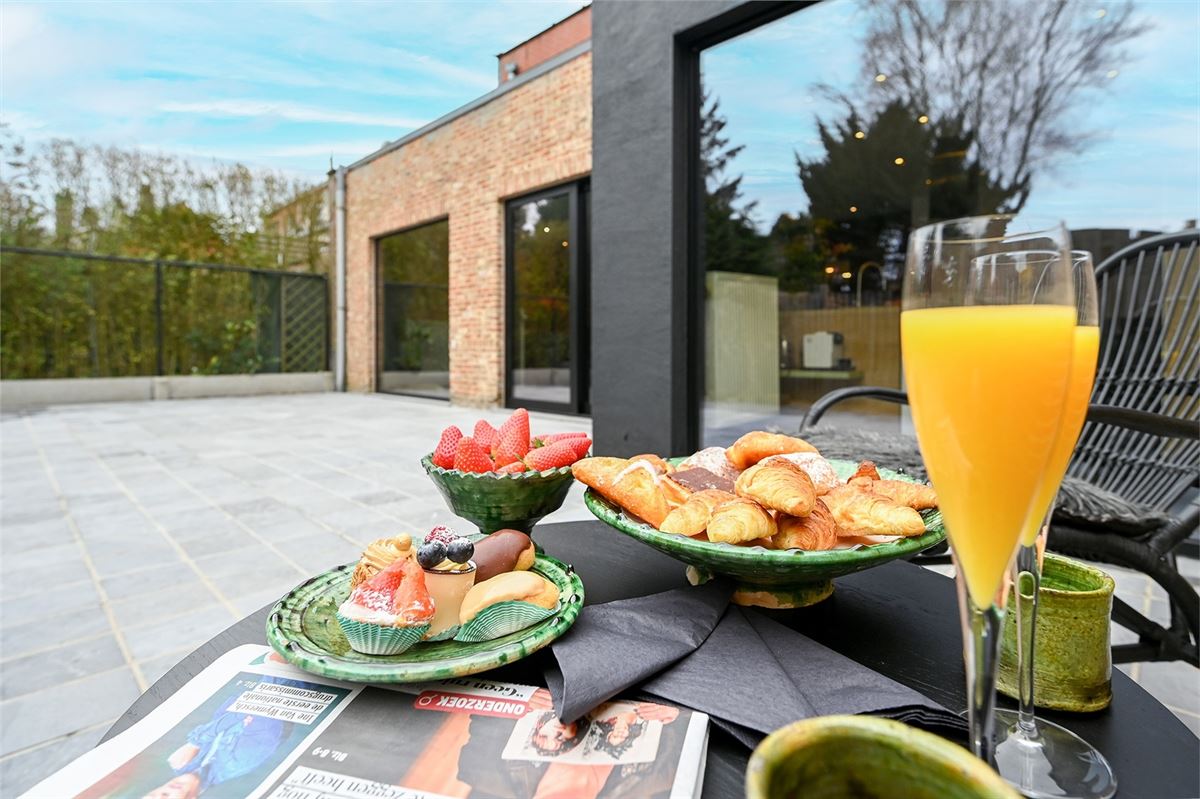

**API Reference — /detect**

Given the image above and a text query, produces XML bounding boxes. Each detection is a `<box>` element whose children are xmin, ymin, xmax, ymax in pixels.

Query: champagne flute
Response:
<box><xmin>994</xmin><ymin>252</ymin><xmax>1117</xmax><ymax>799</ymax></box>
<box><xmin>902</xmin><ymin>216</ymin><xmax>1076</xmax><ymax>765</ymax></box>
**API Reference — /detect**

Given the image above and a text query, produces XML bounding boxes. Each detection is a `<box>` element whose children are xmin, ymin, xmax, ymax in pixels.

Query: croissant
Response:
<box><xmin>659</xmin><ymin>489</ymin><xmax>736</xmax><ymax>536</ymax></box>
<box><xmin>821</xmin><ymin>484</ymin><xmax>926</xmax><ymax>537</ymax></box>
<box><xmin>849</xmin><ymin>460</ymin><xmax>882</xmax><ymax>482</ymax></box>
<box><xmin>764</xmin><ymin>453</ymin><xmax>841</xmax><ymax>496</ymax></box>
<box><xmin>726</xmin><ymin>431</ymin><xmax>819</xmax><ymax>470</ymax></box>
<box><xmin>630</xmin><ymin>454</ymin><xmax>673</xmax><ymax>475</ymax></box>
<box><xmin>865</xmin><ymin>479</ymin><xmax>938</xmax><ymax>510</ymax></box>
<box><xmin>706</xmin><ymin>498</ymin><xmax>777</xmax><ymax>544</ymax></box>
<box><xmin>772</xmin><ymin>502</ymin><xmax>838</xmax><ymax>551</ymax></box>
<box><xmin>571</xmin><ymin>457</ymin><xmax>676</xmax><ymax>527</ymax></box>
<box><xmin>735</xmin><ymin>460</ymin><xmax>817</xmax><ymax>517</ymax></box>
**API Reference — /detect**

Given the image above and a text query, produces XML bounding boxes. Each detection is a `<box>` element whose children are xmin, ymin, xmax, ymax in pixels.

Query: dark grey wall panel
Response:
<box><xmin>590</xmin><ymin>0</ymin><xmax>736</xmax><ymax>457</ymax></box>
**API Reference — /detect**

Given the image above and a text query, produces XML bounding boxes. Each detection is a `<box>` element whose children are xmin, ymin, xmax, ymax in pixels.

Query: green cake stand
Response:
<box><xmin>267</xmin><ymin>552</ymin><xmax>584</xmax><ymax>683</ymax></box>
<box><xmin>584</xmin><ymin>458</ymin><xmax>946</xmax><ymax>609</ymax></box>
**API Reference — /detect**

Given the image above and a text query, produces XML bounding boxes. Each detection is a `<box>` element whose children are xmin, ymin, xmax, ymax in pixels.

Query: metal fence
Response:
<box><xmin>0</xmin><ymin>247</ymin><xmax>328</xmax><ymax>379</ymax></box>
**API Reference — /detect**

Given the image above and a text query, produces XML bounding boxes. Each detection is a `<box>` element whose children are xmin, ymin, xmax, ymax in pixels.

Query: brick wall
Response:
<box><xmin>343</xmin><ymin>52</ymin><xmax>591</xmax><ymax>405</ymax></box>
<box><xmin>497</xmin><ymin>7</ymin><xmax>591</xmax><ymax>85</ymax></box>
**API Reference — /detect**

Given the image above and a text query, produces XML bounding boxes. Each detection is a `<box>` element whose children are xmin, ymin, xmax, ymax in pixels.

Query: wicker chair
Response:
<box><xmin>798</xmin><ymin>230</ymin><xmax>1199</xmax><ymax>666</ymax></box>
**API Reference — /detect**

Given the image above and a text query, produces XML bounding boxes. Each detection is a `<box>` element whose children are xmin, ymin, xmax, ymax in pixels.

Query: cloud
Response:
<box><xmin>158</xmin><ymin>100</ymin><xmax>422</xmax><ymax>129</ymax></box>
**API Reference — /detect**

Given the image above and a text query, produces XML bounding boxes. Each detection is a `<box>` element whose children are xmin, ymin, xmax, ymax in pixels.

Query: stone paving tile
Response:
<box><xmin>1</xmin><ymin>634</ymin><xmax>126</xmax><ymax>700</ymax></box>
<box><xmin>1</xmin><ymin>608</ymin><xmax>111</xmax><ymax>660</ymax></box>
<box><xmin>175</xmin><ymin>526</ymin><xmax>262</xmax><ymax>559</ymax></box>
<box><xmin>108</xmin><ymin>581</ymin><xmax>223</xmax><ymax>631</ymax></box>
<box><xmin>120</xmin><ymin>604</ymin><xmax>237</xmax><ymax>664</ymax></box>
<box><xmin>0</xmin><ymin>722</ymin><xmax>109</xmax><ymax>798</ymax></box>
<box><xmin>1</xmin><ymin>578</ymin><xmax>103</xmax><ymax>629</ymax></box>
<box><xmin>0</xmin><ymin>542</ymin><xmax>83</xmax><ymax>576</ymax></box>
<box><xmin>0</xmin><ymin>667</ymin><xmax>138</xmax><ymax>754</ymax></box>
<box><xmin>2</xmin><ymin>556</ymin><xmax>91</xmax><ymax>600</ymax></box>
<box><xmin>101</xmin><ymin>564</ymin><xmax>200</xmax><ymax>602</ymax></box>
<box><xmin>252</xmin><ymin>517</ymin><xmax>339</xmax><ymax>544</ymax></box>
<box><xmin>208</xmin><ymin>562</ymin><xmax>307</xmax><ymax>601</ymax></box>
<box><xmin>0</xmin><ymin>518</ymin><xmax>74</xmax><ymax>556</ymax></box>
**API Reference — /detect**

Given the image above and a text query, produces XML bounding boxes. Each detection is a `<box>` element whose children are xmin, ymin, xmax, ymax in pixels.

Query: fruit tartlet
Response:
<box><xmin>416</xmin><ymin>526</ymin><xmax>477</xmax><ymax>641</ymax></box>
<box><xmin>337</xmin><ymin>558</ymin><xmax>434</xmax><ymax>655</ymax></box>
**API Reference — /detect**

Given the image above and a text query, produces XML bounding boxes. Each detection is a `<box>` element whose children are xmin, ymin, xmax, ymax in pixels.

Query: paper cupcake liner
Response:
<box><xmin>336</xmin><ymin>614</ymin><xmax>429</xmax><ymax>655</ymax></box>
<box><xmin>454</xmin><ymin>600</ymin><xmax>558</xmax><ymax>643</ymax></box>
<box><xmin>424</xmin><ymin>625</ymin><xmax>460</xmax><ymax>642</ymax></box>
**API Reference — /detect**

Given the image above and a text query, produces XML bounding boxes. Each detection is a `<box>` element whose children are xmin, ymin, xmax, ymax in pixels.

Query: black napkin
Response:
<box><xmin>544</xmin><ymin>580</ymin><xmax>733</xmax><ymax>722</ymax></box>
<box><xmin>642</xmin><ymin>606</ymin><xmax>966</xmax><ymax>742</ymax></box>
<box><xmin>547</xmin><ymin>586</ymin><xmax>966</xmax><ymax>746</ymax></box>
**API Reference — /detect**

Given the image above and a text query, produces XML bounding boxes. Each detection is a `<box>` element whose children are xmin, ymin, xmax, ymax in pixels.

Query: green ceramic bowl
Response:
<box><xmin>747</xmin><ymin>716</ymin><xmax>1019</xmax><ymax>799</ymax></box>
<box><xmin>583</xmin><ymin>459</ymin><xmax>946</xmax><ymax>608</ymax></box>
<box><xmin>998</xmin><ymin>553</ymin><xmax>1114</xmax><ymax>712</ymax></box>
<box><xmin>422</xmin><ymin>455</ymin><xmax>575</xmax><ymax>537</ymax></box>
<box><xmin>266</xmin><ymin>552</ymin><xmax>584</xmax><ymax>683</ymax></box>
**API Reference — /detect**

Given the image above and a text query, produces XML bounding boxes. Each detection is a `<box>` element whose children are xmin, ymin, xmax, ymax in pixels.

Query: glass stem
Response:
<box><xmin>1013</xmin><ymin>518</ymin><xmax>1047</xmax><ymax>739</ymax></box>
<box><xmin>954</xmin><ymin>552</ymin><xmax>1006</xmax><ymax>766</ymax></box>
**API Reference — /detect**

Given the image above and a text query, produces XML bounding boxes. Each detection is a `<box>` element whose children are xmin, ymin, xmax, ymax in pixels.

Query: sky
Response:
<box><xmin>2</xmin><ymin>0</ymin><xmax>1196</xmax><ymax>233</ymax></box>
<box><xmin>703</xmin><ymin>0</ymin><xmax>1200</xmax><ymax>235</ymax></box>
<box><xmin>0</xmin><ymin>1</ymin><xmax>588</xmax><ymax>181</ymax></box>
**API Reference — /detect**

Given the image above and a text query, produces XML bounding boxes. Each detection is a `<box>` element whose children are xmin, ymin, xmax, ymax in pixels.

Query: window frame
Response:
<box><xmin>374</xmin><ymin>215</ymin><xmax>451</xmax><ymax>400</ymax></box>
<box><xmin>504</xmin><ymin>180</ymin><xmax>590</xmax><ymax>415</ymax></box>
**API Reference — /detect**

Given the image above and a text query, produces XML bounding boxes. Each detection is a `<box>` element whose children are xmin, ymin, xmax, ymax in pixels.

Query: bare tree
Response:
<box><xmin>842</xmin><ymin>0</ymin><xmax>1148</xmax><ymax>210</ymax></box>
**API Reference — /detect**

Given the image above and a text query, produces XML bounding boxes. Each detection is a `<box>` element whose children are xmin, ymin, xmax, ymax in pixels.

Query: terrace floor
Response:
<box><xmin>1</xmin><ymin>392</ymin><xmax>1197</xmax><ymax>794</ymax></box>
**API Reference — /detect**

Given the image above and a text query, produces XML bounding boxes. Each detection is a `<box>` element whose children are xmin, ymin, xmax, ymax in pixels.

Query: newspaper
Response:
<box><xmin>24</xmin><ymin>645</ymin><xmax>709</xmax><ymax>799</ymax></box>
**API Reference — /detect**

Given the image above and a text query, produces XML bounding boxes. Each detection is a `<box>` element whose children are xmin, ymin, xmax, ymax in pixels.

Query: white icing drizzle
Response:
<box><xmin>613</xmin><ymin>459</ymin><xmax>664</xmax><ymax>487</ymax></box>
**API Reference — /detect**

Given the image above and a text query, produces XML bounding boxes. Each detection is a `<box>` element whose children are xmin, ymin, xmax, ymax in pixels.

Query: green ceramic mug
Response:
<box><xmin>997</xmin><ymin>553</ymin><xmax>1114</xmax><ymax>712</ymax></box>
<box><xmin>746</xmin><ymin>715</ymin><xmax>1019</xmax><ymax>799</ymax></box>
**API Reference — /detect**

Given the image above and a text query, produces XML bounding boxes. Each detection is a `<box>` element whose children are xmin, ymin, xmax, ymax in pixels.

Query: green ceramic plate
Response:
<box><xmin>583</xmin><ymin>458</ymin><xmax>945</xmax><ymax>608</ymax></box>
<box><xmin>266</xmin><ymin>553</ymin><xmax>584</xmax><ymax>682</ymax></box>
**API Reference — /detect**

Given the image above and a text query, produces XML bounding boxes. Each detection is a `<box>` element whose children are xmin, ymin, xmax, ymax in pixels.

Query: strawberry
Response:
<box><xmin>523</xmin><ymin>440</ymin><xmax>578</xmax><ymax>472</ymax></box>
<box><xmin>473</xmin><ymin>420</ymin><xmax>498</xmax><ymax>450</ymax></box>
<box><xmin>432</xmin><ymin>426</ymin><xmax>463</xmax><ymax>469</ymax></box>
<box><xmin>566</xmin><ymin>436</ymin><xmax>592</xmax><ymax>460</ymax></box>
<box><xmin>532</xmin><ymin>431</ymin><xmax>589</xmax><ymax>447</ymax></box>
<box><xmin>348</xmin><ymin>557</ymin><xmax>407</xmax><ymax>612</ymax></box>
<box><xmin>391</xmin><ymin>559</ymin><xmax>434</xmax><ymax>622</ymax></box>
<box><xmin>497</xmin><ymin>461</ymin><xmax>527</xmax><ymax>474</ymax></box>
<box><xmin>492</xmin><ymin>408</ymin><xmax>531</xmax><ymax>467</ymax></box>
<box><xmin>453</xmin><ymin>437</ymin><xmax>494</xmax><ymax>473</ymax></box>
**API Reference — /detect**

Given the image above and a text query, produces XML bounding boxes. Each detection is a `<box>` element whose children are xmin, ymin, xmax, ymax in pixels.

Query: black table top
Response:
<box><xmin>106</xmin><ymin>519</ymin><xmax>1199</xmax><ymax>798</ymax></box>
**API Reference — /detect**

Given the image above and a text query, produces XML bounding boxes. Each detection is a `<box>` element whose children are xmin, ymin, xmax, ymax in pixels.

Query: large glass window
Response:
<box><xmin>378</xmin><ymin>219</ymin><xmax>449</xmax><ymax>399</ymax></box>
<box><xmin>506</xmin><ymin>183</ymin><xmax>589</xmax><ymax>412</ymax></box>
<box><xmin>698</xmin><ymin>0</ymin><xmax>1199</xmax><ymax>445</ymax></box>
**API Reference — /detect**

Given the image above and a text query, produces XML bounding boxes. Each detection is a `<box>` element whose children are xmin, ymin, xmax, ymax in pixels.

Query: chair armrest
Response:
<box><xmin>800</xmin><ymin>387</ymin><xmax>909</xmax><ymax>432</ymax></box>
<box><xmin>1086</xmin><ymin>405</ymin><xmax>1199</xmax><ymax>440</ymax></box>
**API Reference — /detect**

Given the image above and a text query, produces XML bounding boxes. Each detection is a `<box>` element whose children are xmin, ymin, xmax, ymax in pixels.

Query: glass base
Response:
<box><xmin>994</xmin><ymin>709</ymin><xmax>1117</xmax><ymax>799</ymax></box>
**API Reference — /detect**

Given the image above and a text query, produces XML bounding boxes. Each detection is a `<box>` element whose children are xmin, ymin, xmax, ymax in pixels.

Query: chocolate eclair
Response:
<box><xmin>472</xmin><ymin>529</ymin><xmax>536</xmax><ymax>583</ymax></box>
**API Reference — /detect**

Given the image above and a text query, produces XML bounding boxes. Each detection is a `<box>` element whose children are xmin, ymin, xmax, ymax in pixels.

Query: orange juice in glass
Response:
<box><xmin>901</xmin><ymin>304</ymin><xmax>1076</xmax><ymax>606</ymax></box>
<box><xmin>902</xmin><ymin>218</ymin><xmax>1076</xmax><ymax>767</ymax></box>
<box><xmin>1020</xmin><ymin>323</ymin><xmax>1100</xmax><ymax>547</ymax></box>
<box><xmin>993</xmin><ymin>252</ymin><xmax>1116</xmax><ymax>799</ymax></box>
